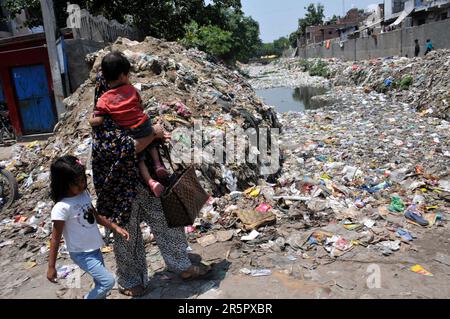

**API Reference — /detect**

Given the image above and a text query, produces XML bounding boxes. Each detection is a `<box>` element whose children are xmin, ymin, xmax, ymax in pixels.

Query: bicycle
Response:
<box><xmin>0</xmin><ymin>165</ymin><xmax>18</xmax><ymax>210</ymax></box>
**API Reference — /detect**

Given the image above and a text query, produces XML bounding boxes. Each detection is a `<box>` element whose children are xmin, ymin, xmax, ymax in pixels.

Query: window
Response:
<box><xmin>328</xmin><ymin>31</ymin><xmax>333</xmax><ymax>35</ymax></box>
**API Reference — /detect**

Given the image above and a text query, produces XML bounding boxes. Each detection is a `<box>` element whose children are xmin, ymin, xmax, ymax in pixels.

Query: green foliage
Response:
<box><xmin>81</xmin><ymin>0</ymin><xmax>242</xmax><ymax>42</ymax></box>
<box><xmin>273</xmin><ymin>37</ymin><xmax>290</xmax><ymax>53</ymax></box>
<box><xmin>399</xmin><ymin>75</ymin><xmax>413</xmax><ymax>90</ymax></box>
<box><xmin>198</xmin><ymin>25</ymin><xmax>233</xmax><ymax>57</ymax></box>
<box><xmin>285</xmin><ymin>3</ymin><xmax>325</xmax><ymax>49</ymax></box>
<box><xmin>298</xmin><ymin>3</ymin><xmax>325</xmax><ymax>36</ymax></box>
<box><xmin>309</xmin><ymin>60</ymin><xmax>330</xmax><ymax>78</ymax></box>
<box><xmin>2</xmin><ymin>0</ymin><xmax>42</xmax><ymax>27</ymax></box>
<box><xmin>180</xmin><ymin>21</ymin><xmax>233</xmax><ymax>57</ymax></box>
<box><xmin>289</xmin><ymin>31</ymin><xmax>301</xmax><ymax>48</ymax></box>
<box><xmin>298</xmin><ymin>59</ymin><xmax>311</xmax><ymax>71</ymax></box>
<box><xmin>329</xmin><ymin>14</ymin><xmax>340</xmax><ymax>24</ymax></box>
<box><xmin>2</xmin><ymin>0</ymin><xmax>90</xmax><ymax>29</ymax></box>
<box><xmin>1</xmin><ymin>0</ymin><xmax>242</xmax><ymax>41</ymax></box>
<box><xmin>298</xmin><ymin>59</ymin><xmax>330</xmax><ymax>78</ymax></box>
<box><xmin>222</xmin><ymin>9</ymin><xmax>261</xmax><ymax>63</ymax></box>
<box><xmin>254</xmin><ymin>36</ymin><xmax>291</xmax><ymax>58</ymax></box>
<box><xmin>4</xmin><ymin>0</ymin><xmax>260</xmax><ymax>64</ymax></box>
<box><xmin>180</xmin><ymin>21</ymin><xmax>203</xmax><ymax>48</ymax></box>
<box><xmin>181</xmin><ymin>8</ymin><xmax>261</xmax><ymax>63</ymax></box>
<box><xmin>256</xmin><ymin>43</ymin><xmax>276</xmax><ymax>56</ymax></box>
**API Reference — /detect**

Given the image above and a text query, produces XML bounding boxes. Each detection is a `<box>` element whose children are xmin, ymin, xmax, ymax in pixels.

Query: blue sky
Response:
<box><xmin>241</xmin><ymin>0</ymin><xmax>379</xmax><ymax>42</ymax></box>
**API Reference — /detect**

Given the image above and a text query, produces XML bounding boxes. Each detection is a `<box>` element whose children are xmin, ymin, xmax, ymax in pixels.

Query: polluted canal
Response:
<box><xmin>255</xmin><ymin>86</ymin><xmax>329</xmax><ymax>112</ymax></box>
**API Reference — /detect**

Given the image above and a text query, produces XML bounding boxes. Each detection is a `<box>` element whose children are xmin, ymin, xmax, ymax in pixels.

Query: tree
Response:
<box><xmin>1</xmin><ymin>1</ymin><xmax>241</xmax><ymax>40</ymax></box>
<box><xmin>255</xmin><ymin>42</ymin><xmax>275</xmax><ymax>57</ymax></box>
<box><xmin>180</xmin><ymin>21</ymin><xmax>232</xmax><ymax>57</ymax></box>
<box><xmin>329</xmin><ymin>14</ymin><xmax>340</xmax><ymax>24</ymax></box>
<box><xmin>2</xmin><ymin>0</ymin><xmax>42</xmax><ymax>27</ymax></box>
<box><xmin>254</xmin><ymin>36</ymin><xmax>292</xmax><ymax>58</ymax></box>
<box><xmin>273</xmin><ymin>36</ymin><xmax>290</xmax><ymax>54</ymax></box>
<box><xmin>86</xmin><ymin>0</ymin><xmax>242</xmax><ymax>40</ymax></box>
<box><xmin>222</xmin><ymin>9</ymin><xmax>261</xmax><ymax>63</ymax></box>
<box><xmin>289</xmin><ymin>31</ymin><xmax>300</xmax><ymax>48</ymax></box>
<box><xmin>209</xmin><ymin>0</ymin><xmax>241</xmax><ymax>11</ymax></box>
<box><xmin>2</xmin><ymin>0</ymin><xmax>89</xmax><ymax>29</ymax></box>
<box><xmin>298</xmin><ymin>3</ymin><xmax>325</xmax><ymax>36</ymax></box>
<box><xmin>4</xmin><ymin>1</ymin><xmax>260</xmax><ymax>63</ymax></box>
<box><xmin>181</xmin><ymin>9</ymin><xmax>261</xmax><ymax>63</ymax></box>
<box><xmin>86</xmin><ymin>0</ymin><xmax>207</xmax><ymax>40</ymax></box>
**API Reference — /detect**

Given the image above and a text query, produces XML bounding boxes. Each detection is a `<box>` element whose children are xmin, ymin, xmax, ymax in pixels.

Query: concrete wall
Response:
<box><xmin>298</xmin><ymin>18</ymin><xmax>450</xmax><ymax>61</ymax></box>
<box><xmin>65</xmin><ymin>39</ymin><xmax>105</xmax><ymax>92</ymax></box>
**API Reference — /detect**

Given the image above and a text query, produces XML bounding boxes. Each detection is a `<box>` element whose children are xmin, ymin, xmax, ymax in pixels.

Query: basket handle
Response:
<box><xmin>161</xmin><ymin>143</ymin><xmax>178</xmax><ymax>172</ymax></box>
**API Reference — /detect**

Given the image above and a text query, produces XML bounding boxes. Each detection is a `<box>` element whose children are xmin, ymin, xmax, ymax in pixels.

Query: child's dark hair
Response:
<box><xmin>50</xmin><ymin>155</ymin><xmax>86</xmax><ymax>203</ymax></box>
<box><xmin>101</xmin><ymin>51</ymin><xmax>131</xmax><ymax>82</ymax></box>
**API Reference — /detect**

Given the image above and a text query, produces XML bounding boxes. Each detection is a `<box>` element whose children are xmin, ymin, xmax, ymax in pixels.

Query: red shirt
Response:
<box><xmin>95</xmin><ymin>84</ymin><xmax>148</xmax><ymax>128</ymax></box>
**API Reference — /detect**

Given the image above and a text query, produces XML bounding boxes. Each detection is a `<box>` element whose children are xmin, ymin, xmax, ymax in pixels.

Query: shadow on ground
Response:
<box><xmin>138</xmin><ymin>255</ymin><xmax>231</xmax><ymax>299</ymax></box>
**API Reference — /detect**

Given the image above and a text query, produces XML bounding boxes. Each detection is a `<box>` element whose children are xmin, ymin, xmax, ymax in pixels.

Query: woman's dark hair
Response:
<box><xmin>101</xmin><ymin>51</ymin><xmax>131</xmax><ymax>82</ymax></box>
<box><xmin>50</xmin><ymin>155</ymin><xmax>86</xmax><ymax>203</ymax></box>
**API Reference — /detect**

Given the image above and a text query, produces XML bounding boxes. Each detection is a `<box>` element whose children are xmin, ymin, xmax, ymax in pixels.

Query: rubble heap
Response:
<box><xmin>0</xmin><ymin>36</ymin><xmax>280</xmax><ymax>253</ymax></box>
<box><xmin>320</xmin><ymin>50</ymin><xmax>450</xmax><ymax>119</ymax></box>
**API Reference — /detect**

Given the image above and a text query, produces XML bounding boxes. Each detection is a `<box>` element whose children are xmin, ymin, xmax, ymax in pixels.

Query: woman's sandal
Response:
<box><xmin>119</xmin><ymin>285</ymin><xmax>146</xmax><ymax>297</ymax></box>
<box><xmin>180</xmin><ymin>264</ymin><xmax>212</xmax><ymax>281</ymax></box>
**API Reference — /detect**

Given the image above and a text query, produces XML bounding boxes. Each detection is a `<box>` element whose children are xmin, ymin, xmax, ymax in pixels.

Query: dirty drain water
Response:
<box><xmin>256</xmin><ymin>86</ymin><xmax>329</xmax><ymax>112</ymax></box>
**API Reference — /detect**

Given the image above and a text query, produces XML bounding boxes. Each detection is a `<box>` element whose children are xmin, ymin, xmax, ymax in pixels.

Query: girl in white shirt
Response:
<box><xmin>47</xmin><ymin>155</ymin><xmax>129</xmax><ymax>299</ymax></box>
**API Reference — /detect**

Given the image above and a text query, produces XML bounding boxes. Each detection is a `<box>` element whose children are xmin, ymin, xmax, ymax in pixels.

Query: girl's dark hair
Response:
<box><xmin>50</xmin><ymin>155</ymin><xmax>86</xmax><ymax>203</ymax></box>
<box><xmin>101</xmin><ymin>51</ymin><xmax>131</xmax><ymax>82</ymax></box>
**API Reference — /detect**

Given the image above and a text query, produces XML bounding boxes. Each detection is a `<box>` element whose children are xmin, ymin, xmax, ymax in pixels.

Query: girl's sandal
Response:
<box><xmin>180</xmin><ymin>264</ymin><xmax>212</xmax><ymax>281</ymax></box>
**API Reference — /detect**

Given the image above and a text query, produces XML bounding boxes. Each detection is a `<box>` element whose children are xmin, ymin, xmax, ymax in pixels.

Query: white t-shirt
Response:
<box><xmin>51</xmin><ymin>191</ymin><xmax>104</xmax><ymax>253</ymax></box>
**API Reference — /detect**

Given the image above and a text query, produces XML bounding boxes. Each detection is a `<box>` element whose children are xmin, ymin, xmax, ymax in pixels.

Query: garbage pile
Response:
<box><xmin>254</xmin><ymin>87</ymin><xmax>446</xmax><ymax>261</ymax></box>
<box><xmin>185</xmin><ymin>86</ymin><xmax>449</xmax><ymax>268</ymax></box>
<box><xmin>309</xmin><ymin>50</ymin><xmax>450</xmax><ymax>119</ymax></box>
<box><xmin>0</xmin><ymin>36</ymin><xmax>280</xmax><ymax>271</ymax></box>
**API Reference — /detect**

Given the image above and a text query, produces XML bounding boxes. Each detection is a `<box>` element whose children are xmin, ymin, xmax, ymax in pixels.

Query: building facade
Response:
<box><xmin>0</xmin><ymin>3</ymin><xmax>138</xmax><ymax>138</ymax></box>
<box><xmin>0</xmin><ymin>31</ymin><xmax>74</xmax><ymax>137</ymax></box>
<box><xmin>303</xmin><ymin>9</ymin><xmax>366</xmax><ymax>45</ymax></box>
<box><xmin>384</xmin><ymin>0</ymin><xmax>450</xmax><ymax>25</ymax></box>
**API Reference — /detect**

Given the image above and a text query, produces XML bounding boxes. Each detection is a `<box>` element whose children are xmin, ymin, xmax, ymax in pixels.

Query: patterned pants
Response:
<box><xmin>113</xmin><ymin>184</ymin><xmax>192</xmax><ymax>289</ymax></box>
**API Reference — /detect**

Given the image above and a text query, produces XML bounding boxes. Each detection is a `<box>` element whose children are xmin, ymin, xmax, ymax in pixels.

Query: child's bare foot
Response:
<box><xmin>155</xmin><ymin>166</ymin><xmax>169</xmax><ymax>179</ymax></box>
<box><xmin>148</xmin><ymin>179</ymin><xmax>164</xmax><ymax>197</ymax></box>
